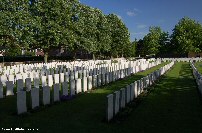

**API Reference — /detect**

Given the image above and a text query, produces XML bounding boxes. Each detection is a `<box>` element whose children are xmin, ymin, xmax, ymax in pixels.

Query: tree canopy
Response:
<box><xmin>171</xmin><ymin>17</ymin><xmax>202</xmax><ymax>54</ymax></box>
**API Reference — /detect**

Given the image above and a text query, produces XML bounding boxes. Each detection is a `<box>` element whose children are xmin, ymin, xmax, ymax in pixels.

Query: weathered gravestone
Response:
<box><xmin>17</xmin><ymin>91</ymin><xmax>27</xmax><ymax>114</ymax></box>
<box><xmin>31</xmin><ymin>87</ymin><xmax>39</xmax><ymax>109</ymax></box>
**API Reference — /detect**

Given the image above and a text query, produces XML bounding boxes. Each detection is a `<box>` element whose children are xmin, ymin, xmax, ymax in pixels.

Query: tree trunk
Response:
<box><xmin>44</xmin><ymin>52</ymin><xmax>48</xmax><ymax>63</ymax></box>
<box><xmin>93</xmin><ymin>53</ymin><xmax>96</xmax><ymax>61</ymax></box>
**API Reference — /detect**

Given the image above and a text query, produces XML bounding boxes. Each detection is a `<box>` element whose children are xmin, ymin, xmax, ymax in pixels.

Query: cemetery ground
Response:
<box><xmin>1</xmin><ymin>62</ymin><xmax>202</xmax><ymax>133</ymax></box>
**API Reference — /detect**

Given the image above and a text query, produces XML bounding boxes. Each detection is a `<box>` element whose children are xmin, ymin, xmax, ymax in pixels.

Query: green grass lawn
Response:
<box><xmin>1</xmin><ymin>62</ymin><xmax>202</xmax><ymax>133</ymax></box>
<box><xmin>194</xmin><ymin>62</ymin><xmax>202</xmax><ymax>74</ymax></box>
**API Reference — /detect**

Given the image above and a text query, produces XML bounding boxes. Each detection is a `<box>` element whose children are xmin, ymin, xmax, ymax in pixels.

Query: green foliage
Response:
<box><xmin>4</xmin><ymin>46</ymin><xmax>22</xmax><ymax>56</ymax></box>
<box><xmin>143</xmin><ymin>26</ymin><xmax>163</xmax><ymax>55</ymax></box>
<box><xmin>0</xmin><ymin>0</ymin><xmax>32</xmax><ymax>50</ymax></box>
<box><xmin>106</xmin><ymin>14</ymin><xmax>130</xmax><ymax>57</ymax></box>
<box><xmin>171</xmin><ymin>17</ymin><xmax>202</xmax><ymax>54</ymax></box>
<box><xmin>0</xmin><ymin>0</ymin><xmax>132</xmax><ymax>60</ymax></box>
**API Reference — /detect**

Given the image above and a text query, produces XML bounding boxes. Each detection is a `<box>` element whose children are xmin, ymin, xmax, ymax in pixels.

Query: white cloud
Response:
<box><xmin>133</xmin><ymin>8</ymin><xmax>141</xmax><ymax>12</ymax></box>
<box><xmin>137</xmin><ymin>24</ymin><xmax>147</xmax><ymax>29</ymax></box>
<box><xmin>127</xmin><ymin>11</ymin><xmax>137</xmax><ymax>17</ymax></box>
<box><xmin>126</xmin><ymin>8</ymin><xmax>141</xmax><ymax>17</ymax></box>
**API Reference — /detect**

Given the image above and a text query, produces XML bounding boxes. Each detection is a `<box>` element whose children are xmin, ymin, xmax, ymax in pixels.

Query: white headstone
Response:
<box><xmin>41</xmin><ymin>76</ymin><xmax>47</xmax><ymax>87</ymax></box>
<box><xmin>53</xmin><ymin>84</ymin><xmax>60</xmax><ymax>102</ymax></box>
<box><xmin>88</xmin><ymin>76</ymin><xmax>92</xmax><ymax>90</ymax></box>
<box><xmin>65</xmin><ymin>72</ymin><xmax>69</xmax><ymax>82</ymax></box>
<box><xmin>31</xmin><ymin>87</ymin><xmax>39</xmax><ymax>109</ymax></box>
<box><xmin>17</xmin><ymin>79</ymin><xmax>24</xmax><ymax>92</ymax></box>
<box><xmin>0</xmin><ymin>75</ymin><xmax>7</xmax><ymax>86</ymax></box>
<box><xmin>130</xmin><ymin>83</ymin><xmax>135</xmax><ymax>101</ymax></box>
<box><xmin>60</xmin><ymin>73</ymin><xmax>64</xmax><ymax>83</ymax></box>
<box><xmin>34</xmin><ymin>78</ymin><xmax>40</xmax><ymax>89</ymax></box>
<box><xmin>25</xmin><ymin>78</ymin><xmax>31</xmax><ymax>91</ymax></box>
<box><xmin>6</xmin><ymin>81</ymin><xmax>14</xmax><ymax>96</ymax></box>
<box><xmin>43</xmin><ymin>86</ymin><xmax>50</xmax><ymax>105</ymax></box>
<box><xmin>120</xmin><ymin>88</ymin><xmax>126</xmax><ymax>108</ymax></box>
<box><xmin>8</xmin><ymin>75</ymin><xmax>14</xmax><ymax>84</ymax></box>
<box><xmin>76</xmin><ymin>79</ymin><xmax>82</xmax><ymax>93</ymax></box>
<box><xmin>97</xmin><ymin>74</ymin><xmax>101</xmax><ymax>86</ymax></box>
<box><xmin>17</xmin><ymin>91</ymin><xmax>27</xmax><ymax>114</ymax></box>
<box><xmin>106</xmin><ymin>94</ymin><xmax>113</xmax><ymax>122</ymax></box>
<box><xmin>134</xmin><ymin>81</ymin><xmax>138</xmax><ymax>98</ymax></box>
<box><xmin>48</xmin><ymin>75</ymin><xmax>53</xmax><ymax>87</ymax></box>
<box><xmin>83</xmin><ymin>77</ymin><xmax>88</xmax><ymax>92</ymax></box>
<box><xmin>126</xmin><ymin>85</ymin><xmax>131</xmax><ymax>103</ymax></box>
<box><xmin>62</xmin><ymin>82</ymin><xmax>68</xmax><ymax>96</ymax></box>
<box><xmin>114</xmin><ymin>91</ymin><xmax>120</xmax><ymax>115</ymax></box>
<box><xmin>105</xmin><ymin>73</ymin><xmax>109</xmax><ymax>84</ymax></box>
<box><xmin>54</xmin><ymin>74</ymin><xmax>59</xmax><ymax>84</ymax></box>
<box><xmin>70</xmin><ymin>80</ymin><xmax>75</xmax><ymax>96</ymax></box>
<box><xmin>93</xmin><ymin>75</ymin><xmax>97</xmax><ymax>88</ymax></box>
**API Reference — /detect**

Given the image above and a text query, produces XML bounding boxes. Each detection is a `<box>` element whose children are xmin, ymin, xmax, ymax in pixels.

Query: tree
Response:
<box><xmin>29</xmin><ymin>0</ymin><xmax>74</xmax><ymax>62</ymax></box>
<box><xmin>79</xmin><ymin>5</ymin><xmax>99</xmax><ymax>60</ymax></box>
<box><xmin>106</xmin><ymin>14</ymin><xmax>130</xmax><ymax>58</ymax></box>
<box><xmin>171</xmin><ymin>17</ymin><xmax>202</xmax><ymax>55</ymax></box>
<box><xmin>124</xmin><ymin>40</ymin><xmax>137</xmax><ymax>57</ymax></box>
<box><xmin>0</xmin><ymin>0</ymin><xmax>32</xmax><ymax>56</ymax></box>
<box><xmin>143</xmin><ymin>26</ymin><xmax>163</xmax><ymax>56</ymax></box>
<box><xmin>136</xmin><ymin>39</ymin><xmax>145</xmax><ymax>57</ymax></box>
<box><xmin>95</xmin><ymin>9</ymin><xmax>111</xmax><ymax>58</ymax></box>
<box><xmin>158</xmin><ymin>32</ymin><xmax>171</xmax><ymax>56</ymax></box>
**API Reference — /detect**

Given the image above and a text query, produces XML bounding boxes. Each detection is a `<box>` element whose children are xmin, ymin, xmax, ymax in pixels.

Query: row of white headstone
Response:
<box><xmin>0</xmin><ymin>58</ymin><xmax>149</xmax><ymax>76</ymax></box>
<box><xmin>106</xmin><ymin>61</ymin><xmax>175</xmax><ymax>121</ymax></box>
<box><xmin>0</xmin><ymin>59</ymin><xmax>153</xmax><ymax>86</ymax></box>
<box><xmin>190</xmin><ymin>62</ymin><xmax>202</xmax><ymax>95</ymax></box>
<box><xmin>14</xmin><ymin>60</ymin><xmax>162</xmax><ymax>114</ymax></box>
<box><xmin>0</xmin><ymin>59</ymin><xmax>161</xmax><ymax>100</ymax></box>
<box><xmin>161</xmin><ymin>58</ymin><xmax>202</xmax><ymax>62</ymax></box>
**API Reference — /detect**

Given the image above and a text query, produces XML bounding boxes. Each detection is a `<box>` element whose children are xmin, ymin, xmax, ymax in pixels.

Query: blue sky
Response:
<box><xmin>79</xmin><ymin>0</ymin><xmax>202</xmax><ymax>41</ymax></box>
